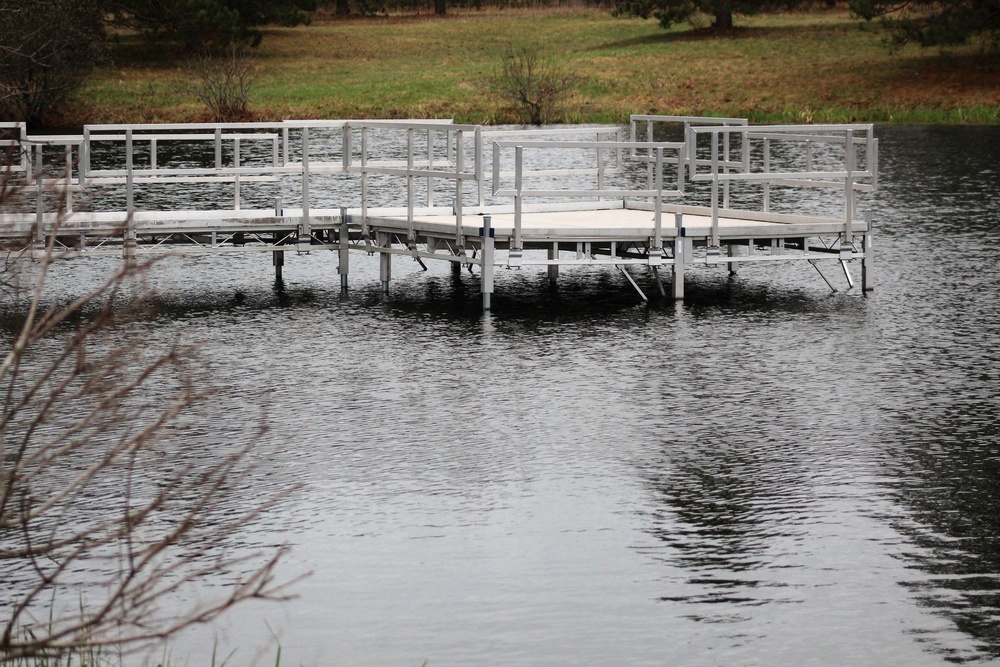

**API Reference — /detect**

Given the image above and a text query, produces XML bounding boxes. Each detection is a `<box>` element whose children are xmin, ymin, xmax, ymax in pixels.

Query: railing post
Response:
<box><xmin>234</xmin><ymin>136</ymin><xmax>241</xmax><ymax>210</ymax></box>
<box><xmin>361</xmin><ymin>126</ymin><xmax>370</xmax><ymax>251</ymax></box>
<box><xmin>510</xmin><ymin>145</ymin><xmax>522</xmax><ymax>267</ymax></box>
<box><xmin>214</xmin><ymin>127</ymin><xmax>222</xmax><ymax>169</ymax></box>
<box><xmin>843</xmin><ymin>128</ymin><xmax>856</xmax><ymax>250</ymax></box>
<box><xmin>81</xmin><ymin>127</ymin><xmax>90</xmax><ymax>186</ymax></box>
<box><xmin>427</xmin><ymin>127</ymin><xmax>435</xmax><ymax>207</ymax></box>
<box><xmin>646</xmin><ymin>119</ymin><xmax>654</xmax><ymax>191</ymax></box>
<box><xmin>125</xmin><ymin>128</ymin><xmax>136</xmax><ymax>263</ymax></box>
<box><xmin>763</xmin><ymin>137</ymin><xmax>771</xmax><ymax>212</ymax></box>
<box><xmin>709</xmin><ymin>131</ymin><xmax>720</xmax><ymax>255</ymax></box>
<box><xmin>474</xmin><ymin>126</ymin><xmax>483</xmax><ymax>205</ymax></box>
<box><xmin>64</xmin><ymin>143</ymin><xmax>73</xmax><ymax>212</ymax></box>
<box><xmin>299</xmin><ymin>126</ymin><xmax>311</xmax><ymax>253</ymax></box>
<box><xmin>455</xmin><ymin>130</ymin><xmax>464</xmax><ymax>250</ymax></box>
<box><xmin>406</xmin><ymin>127</ymin><xmax>415</xmax><ymax>246</ymax></box>
<box><xmin>33</xmin><ymin>143</ymin><xmax>43</xmax><ymax>252</ymax></box>
<box><xmin>597</xmin><ymin>141</ymin><xmax>604</xmax><ymax>200</ymax></box>
<box><xmin>651</xmin><ymin>147</ymin><xmax>663</xmax><ymax>265</ymax></box>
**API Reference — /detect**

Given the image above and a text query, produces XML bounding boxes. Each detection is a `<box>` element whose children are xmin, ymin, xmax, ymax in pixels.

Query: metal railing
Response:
<box><xmin>491</xmin><ymin>138</ymin><xmax>686</xmax><ymax>263</ymax></box>
<box><xmin>342</xmin><ymin>120</ymin><xmax>481</xmax><ymax>250</ymax></box>
<box><xmin>630</xmin><ymin>115</ymin><xmax>748</xmax><ymax>205</ymax></box>
<box><xmin>684</xmin><ymin>123</ymin><xmax>878</xmax><ymax>248</ymax></box>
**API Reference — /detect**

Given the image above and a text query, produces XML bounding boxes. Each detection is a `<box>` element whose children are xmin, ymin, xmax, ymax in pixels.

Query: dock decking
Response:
<box><xmin>0</xmin><ymin>115</ymin><xmax>878</xmax><ymax>308</ymax></box>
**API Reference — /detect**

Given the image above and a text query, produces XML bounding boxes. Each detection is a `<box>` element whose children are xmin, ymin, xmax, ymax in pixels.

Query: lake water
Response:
<box><xmin>20</xmin><ymin>125</ymin><xmax>1000</xmax><ymax>666</ymax></box>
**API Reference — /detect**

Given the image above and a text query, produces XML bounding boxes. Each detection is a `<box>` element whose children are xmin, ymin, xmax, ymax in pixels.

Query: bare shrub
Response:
<box><xmin>484</xmin><ymin>43</ymin><xmax>575</xmax><ymax>125</ymax></box>
<box><xmin>185</xmin><ymin>45</ymin><xmax>258</xmax><ymax>123</ymax></box>
<box><xmin>0</xmin><ymin>173</ymin><xmax>294</xmax><ymax>662</ymax></box>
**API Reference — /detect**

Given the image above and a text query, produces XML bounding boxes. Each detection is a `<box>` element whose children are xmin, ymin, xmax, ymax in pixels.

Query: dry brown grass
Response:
<box><xmin>68</xmin><ymin>7</ymin><xmax>1000</xmax><ymax>125</ymax></box>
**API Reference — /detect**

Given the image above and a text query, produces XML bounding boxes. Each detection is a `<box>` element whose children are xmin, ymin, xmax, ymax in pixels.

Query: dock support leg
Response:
<box><xmin>728</xmin><ymin>244</ymin><xmax>738</xmax><ymax>276</ymax></box>
<box><xmin>273</xmin><ymin>249</ymin><xmax>284</xmax><ymax>281</ymax></box>
<box><xmin>671</xmin><ymin>237</ymin><xmax>685</xmax><ymax>300</ymax></box>
<box><xmin>339</xmin><ymin>208</ymin><xmax>349</xmax><ymax>291</ymax></box>
<box><xmin>548</xmin><ymin>243</ymin><xmax>559</xmax><ymax>286</ymax></box>
<box><xmin>451</xmin><ymin>260</ymin><xmax>462</xmax><ymax>277</ymax></box>
<box><xmin>651</xmin><ymin>266</ymin><xmax>667</xmax><ymax>298</ymax></box>
<box><xmin>378</xmin><ymin>232</ymin><xmax>391</xmax><ymax>294</ymax></box>
<box><xmin>862</xmin><ymin>211</ymin><xmax>874</xmax><ymax>292</ymax></box>
<box><xmin>124</xmin><ymin>228</ymin><xmax>137</xmax><ymax>264</ymax></box>
<box><xmin>481</xmin><ymin>216</ymin><xmax>494</xmax><ymax>311</ymax></box>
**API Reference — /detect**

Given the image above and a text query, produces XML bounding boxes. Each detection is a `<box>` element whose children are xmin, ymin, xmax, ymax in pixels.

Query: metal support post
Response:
<box><xmin>548</xmin><ymin>242</ymin><xmax>559</xmax><ymax>286</ymax></box>
<box><xmin>273</xmin><ymin>247</ymin><xmax>284</xmax><ymax>281</ymax></box>
<box><xmin>339</xmin><ymin>207</ymin><xmax>349</xmax><ymax>291</ymax></box>
<box><xmin>672</xmin><ymin>212</ymin><xmax>685</xmax><ymax>300</ymax></box>
<box><xmin>378</xmin><ymin>231</ymin><xmax>391</xmax><ymax>293</ymax></box>
<box><xmin>728</xmin><ymin>243</ymin><xmax>738</xmax><ymax>276</ymax></box>
<box><xmin>481</xmin><ymin>215</ymin><xmax>495</xmax><ymax>311</ymax></box>
<box><xmin>273</xmin><ymin>197</ymin><xmax>284</xmax><ymax>282</ymax></box>
<box><xmin>862</xmin><ymin>209</ymin><xmax>874</xmax><ymax>291</ymax></box>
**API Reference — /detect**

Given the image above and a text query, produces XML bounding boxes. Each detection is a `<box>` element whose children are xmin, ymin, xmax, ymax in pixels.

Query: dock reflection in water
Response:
<box><xmin>15</xmin><ymin>125</ymin><xmax>1000</xmax><ymax>666</ymax></box>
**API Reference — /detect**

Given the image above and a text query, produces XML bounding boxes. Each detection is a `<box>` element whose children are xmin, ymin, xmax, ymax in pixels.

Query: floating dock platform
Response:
<box><xmin>0</xmin><ymin>115</ymin><xmax>878</xmax><ymax>309</ymax></box>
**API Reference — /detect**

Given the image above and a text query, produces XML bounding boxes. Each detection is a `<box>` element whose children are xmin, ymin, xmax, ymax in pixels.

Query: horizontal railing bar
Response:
<box><xmin>87</xmin><ymin>122</ymin><xmax>291</xmax><ymax>131</ymax></box>
<box><xmin>494</xmin><ymin>140</ymin><xmax>684</xmax><ymax>150</ymax></box>
<box><xmin>691</xmin><ymin>170</ymin><xmax>873</xmax><ymax>183</ymax></box>
<box><xmin>689</xmin><ymin>123</ymin><xmax>874</xmax><ymax>134</ymax></box>
<box><xmin>745</xmin><ymin>132</ymin><xmax>873</xmax><ymax>144</ymax></box>
<box><xmin>493</xmin><ymin>167</ymin><xmax>624</xmax><ymax>179</ymax></box>
<box><xmin>346</xmin><ymin>120</ymin><xmax>472</xmax><ymax>132</ymax></box>
<box><xmin>86</xmin><ymin>175</ymin><xmax>277</xmax><ymax>185</ymax></box>
<box><xmin>346</xmin><ymin>167</ymin><xmax>475</xmax><ymax>179</ymax></box>
<box><xmin>630</xmin><ymin>114</ymin><xmax>749</xmax><ymax>125</ymax></box>
<box><xmin>765</xmin><ymin>178</ymin><xmax>875</xmax><ymax>192</ymax></box>
<box><xmin>87</xmin><ymin>133</ymin><xmax>280</xmax><ymax>142</ymax></box>
<box><xmin>21</xmin><ymin>137</ymin><xmax>83</xmax><ymax>145</ymax></box>
<box><xmin>494</xmin><ymin>188</ymin><xmax>678</xmax><ymax>198</ymax></box>
<box><xmin>481</xmin><ymin>126</ymin><xmax>621</xmax><ymax>137</ymax></box>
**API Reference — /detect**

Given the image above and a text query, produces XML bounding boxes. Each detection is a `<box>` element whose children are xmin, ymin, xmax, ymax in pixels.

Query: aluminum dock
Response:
<box><xmin>0</xmin><ymin>115</ymin><xmax>878</xmax><ymax>309</ymax></box>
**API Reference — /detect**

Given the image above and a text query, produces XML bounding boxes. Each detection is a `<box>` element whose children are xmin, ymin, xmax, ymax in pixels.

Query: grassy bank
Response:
<box><xmin>72</xmin><ymin>7</ymin><xmax>1000</xmax><ymax>125</ymax></box>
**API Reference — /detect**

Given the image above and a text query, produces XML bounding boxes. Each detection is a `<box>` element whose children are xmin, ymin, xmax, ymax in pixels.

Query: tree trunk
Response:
<box><xmin>336</xmin><ymin>0</ymin><xmax>350</xmax><ymax>16</ymax></box>
<box><xmin>434</xmin><ymin>0</ymin><xmax>446</xmax><ymax>15</ymax></box>
<box><xmin>713</xmin><ymin>0</ymin><xmax>733</xmax><ymax>28</ymax></box>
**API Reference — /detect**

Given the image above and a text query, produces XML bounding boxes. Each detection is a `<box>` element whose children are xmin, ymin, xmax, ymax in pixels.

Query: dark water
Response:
<box><xmin>24</xmin><ymin>125</ymin><xmax>1000</xmax><ymax>666</ymax></box>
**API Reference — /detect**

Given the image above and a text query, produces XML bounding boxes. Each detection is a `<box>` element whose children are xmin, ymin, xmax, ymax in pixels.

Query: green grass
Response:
<box><xmin>70</xmin><ymin>7</ymin><xmax>1000</xmax><ymax>125</ymax></box>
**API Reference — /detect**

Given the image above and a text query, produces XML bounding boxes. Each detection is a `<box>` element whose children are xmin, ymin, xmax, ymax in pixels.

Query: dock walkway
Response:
<box><xmin>0</xmin><ymin>115</ymin><xmax>878</xmax><ymax>308</ymax></box>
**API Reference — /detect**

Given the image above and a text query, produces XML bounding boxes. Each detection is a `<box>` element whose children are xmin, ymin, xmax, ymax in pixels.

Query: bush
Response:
<box><xmin>484</xmin><ymin>43</ymin><xmax>575</xmax><ymax>125</ymax></box>
<box><xmin>185</xmin><ymin>45</ymin><xmax>259</xmax><ymax>122</ymax></box>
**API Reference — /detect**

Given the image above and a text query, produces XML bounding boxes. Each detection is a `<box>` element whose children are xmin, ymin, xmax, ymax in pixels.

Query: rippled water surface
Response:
<box><xmin>28</xmin><ymin>125</ymin><xmax>1000</xmax><ymax>666</ymax></box>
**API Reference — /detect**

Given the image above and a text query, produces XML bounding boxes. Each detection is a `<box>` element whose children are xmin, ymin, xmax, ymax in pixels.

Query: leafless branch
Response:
<box><xmin>0</xmin><ymin>165</ymin><xmax>296</xmax><ymax>663</ymax></box>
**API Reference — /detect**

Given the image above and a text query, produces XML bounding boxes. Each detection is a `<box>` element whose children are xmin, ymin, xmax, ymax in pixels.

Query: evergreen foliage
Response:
<box><xmin>849</xmin><ymin>0</ymin><xmax>1000</xmax><ymax>47</ymax></box>
<box><xmin>613</xmin><ymin>0</ymin><xmax>802</xmax><ymax>30</ymax></box>
<box><xmin>106</xmin><ymin>0</ymin><xmax>316</xmax><ymax>48</ymax></box>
